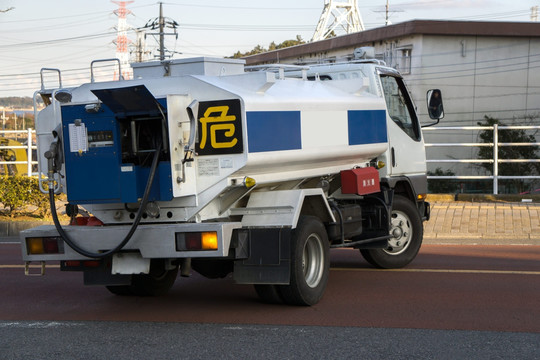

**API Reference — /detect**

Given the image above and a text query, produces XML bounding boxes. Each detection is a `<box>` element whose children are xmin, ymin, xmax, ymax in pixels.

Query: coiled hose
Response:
<box><xmin>49</xmin><ymin>142</ymin><xmax>162</xmax><ymax>259</ymax></box>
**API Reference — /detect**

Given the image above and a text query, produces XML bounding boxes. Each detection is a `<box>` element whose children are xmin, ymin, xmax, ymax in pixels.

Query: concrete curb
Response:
<box><xmin>0</xmin><ymin>221</ymin><xmax>52</xmax><ymax>238</ymax></box>
<box><xmin>424</xmin><ymin>235</ymin><xmax>540</xmax><ymax>245</ymax></box>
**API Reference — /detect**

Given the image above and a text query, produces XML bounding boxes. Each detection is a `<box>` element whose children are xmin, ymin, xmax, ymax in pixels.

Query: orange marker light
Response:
<box><xmin>27</xmin><ymin>238</ymin><xmax>44</xmax><ymax>255</ymax></box>
<box><xmin>201</xmin><ymin>232</ymin><xmax>218</xmax><ymax>250</ymax></box>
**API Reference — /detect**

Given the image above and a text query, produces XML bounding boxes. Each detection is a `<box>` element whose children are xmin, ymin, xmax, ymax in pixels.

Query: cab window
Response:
<box><xmin>380</xmin><ymin>75</ymin><xmax>420</xmax><ymax>141</ymax></box>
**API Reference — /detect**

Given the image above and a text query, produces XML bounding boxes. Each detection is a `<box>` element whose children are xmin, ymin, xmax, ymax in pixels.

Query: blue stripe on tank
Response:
<box><xmin>348</xmin><ymin>110</ymin><xmax>387</xmax><ymax>145</ymax></box>
<box><xmin>247</xmin><ymin>111</ymin><xmax>302</xmax><ymax>153</ymax></box>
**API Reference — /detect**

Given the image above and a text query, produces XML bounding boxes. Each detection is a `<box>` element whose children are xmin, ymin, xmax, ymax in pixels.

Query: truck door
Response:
<box><xmin>379</xmin><ymin>73</ymin><xmax>426</xmax><ymax>177</ymax></box>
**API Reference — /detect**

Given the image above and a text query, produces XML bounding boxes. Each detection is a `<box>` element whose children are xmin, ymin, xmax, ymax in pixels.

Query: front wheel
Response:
<box><xmin>361</xmin><ymin>195</ymin><xmax>423</xmax><ymax>269</ymax></box>
<box><xmin>278</xmin><ymin>216</ymin><xmax>330</xmax><ymax>306</ymax></box>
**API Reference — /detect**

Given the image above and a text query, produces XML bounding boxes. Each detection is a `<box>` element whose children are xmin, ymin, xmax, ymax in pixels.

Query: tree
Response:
<box><xmin>275</xmin><ymin>35</ymin><xmax>305</xmax><ymax>50</ymax></box>
<box><xmin>476</xmin><ymin>115</ymin><xmax>540</xmax><ymax>193</ymax></box>
<box><xmin>231</xmin><ymin>35</ymin><xmax>306</xmax><ymax>58</ymax></box>
<box><xmin>0</xmin><ymin>97</ymin><xmax>35</xmax><ymax>108</ymax></box>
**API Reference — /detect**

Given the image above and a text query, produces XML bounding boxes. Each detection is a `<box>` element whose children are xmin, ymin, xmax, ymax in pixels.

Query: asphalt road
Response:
<box><xmin>1</xmin><ymin>240</ymin><xmax>539</xmax><ymax>359</ymax></box>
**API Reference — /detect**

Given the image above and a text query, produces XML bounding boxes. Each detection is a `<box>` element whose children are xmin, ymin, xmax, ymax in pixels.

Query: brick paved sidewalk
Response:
<box><xmin>3</xmin><ymin>201</ymin><xmax>540</xmax><ymax>245</ymax></box>
<box><xmin>424</xmin><ymin>201</ymin><xmax>540</xmax><ymax>245</ymax></box>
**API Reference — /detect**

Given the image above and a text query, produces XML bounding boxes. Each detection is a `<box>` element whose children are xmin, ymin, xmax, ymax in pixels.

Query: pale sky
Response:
<box><xmin>0</xmin><ymin>0</ymin><xmax>538</xmax><ymax>97</ymax></box>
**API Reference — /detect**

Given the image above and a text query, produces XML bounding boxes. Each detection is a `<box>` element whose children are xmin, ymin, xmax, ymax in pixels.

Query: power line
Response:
<box><xmin>0</xmin><ymin>31</ymin><xmax>117</xmax><ymax>50</ymax></box>
<box><xmin>161</xmin><ymin>2</ymin><xmax>321</xmax><ymax>11</ymax></box>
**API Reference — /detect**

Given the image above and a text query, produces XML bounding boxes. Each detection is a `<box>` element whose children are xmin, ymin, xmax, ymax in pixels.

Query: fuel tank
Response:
<box><xmin>36</xmin><ymin>57</ymin><xmax>389</xmax><ymax>223</ymax></box>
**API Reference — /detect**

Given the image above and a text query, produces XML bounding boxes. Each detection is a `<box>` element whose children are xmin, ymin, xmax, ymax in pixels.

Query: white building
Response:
<box><xmin>244</xmin><ymin>20</ymin><xmax>540</xmax><ymax>191</ymax></box>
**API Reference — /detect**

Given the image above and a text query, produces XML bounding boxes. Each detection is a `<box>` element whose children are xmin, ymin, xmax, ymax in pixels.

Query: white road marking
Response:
<box><xmin>330</xmin><ymin>268</ymin><xmax>540</xmax><ymax>275</ymax></box>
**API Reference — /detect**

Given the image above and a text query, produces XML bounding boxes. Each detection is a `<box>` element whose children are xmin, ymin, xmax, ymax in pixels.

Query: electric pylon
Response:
<box><xmin>312</xmin><ymin>0</ymin><xmax>364</xmax><ymax>42</ymax></box>
<box><xmin>112</xmin><ymin>0</ymin><xmax>133</xmax><ymax>80</ymax></box>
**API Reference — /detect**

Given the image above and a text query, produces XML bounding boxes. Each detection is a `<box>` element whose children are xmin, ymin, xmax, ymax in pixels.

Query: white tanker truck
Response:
<box><xmin>21</xmin><ymin>55</ymin><xmax>443</xmax><ymax>305</ymax></box>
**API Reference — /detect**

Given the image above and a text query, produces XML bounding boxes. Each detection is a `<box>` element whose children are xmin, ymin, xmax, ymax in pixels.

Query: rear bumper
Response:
<box><xmin>20</xmin><ymin>222</ymin><xmax>242</xmax><ymax>262</ymax></box>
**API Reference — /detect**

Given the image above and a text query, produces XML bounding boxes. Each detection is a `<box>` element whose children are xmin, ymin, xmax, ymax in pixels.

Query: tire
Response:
<box><xmin>106</xmin><ymin>260</ymin><xmax>178</xmax><ymax>297</ymax></box>
<box><xmin>361</xmin><ymin>195</ymin><xmax>423</xmax><ymax>269</ymax></box>
<box><xmin>192</xmin><ymin>259</ymin><xmax>233</xmax><ymax>279</ymax></box>
<box><xmin>254</xmin><ymin>285</ymin><xmax>283</xmax><ymax>304</ymax></box>
<box><xmin>131</xmin><ymin>262</ymin><xmax>178</xmax><ymax>296</ymax></box>
<box><xmin>105</xmin><ymin>285</ymin><xmax>133</xmax><ymax>296</ymax></box>
<box><xmin>278</xmin><ymin>216</ymin><xmax>330</xmax><ymax>306</ymax></box>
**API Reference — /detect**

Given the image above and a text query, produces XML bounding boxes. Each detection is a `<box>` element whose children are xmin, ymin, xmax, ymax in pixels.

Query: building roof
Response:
<box><xmin>244</xmin><ymin>20</ymin><xmax>540</xmax><ymax>65</ymax></box>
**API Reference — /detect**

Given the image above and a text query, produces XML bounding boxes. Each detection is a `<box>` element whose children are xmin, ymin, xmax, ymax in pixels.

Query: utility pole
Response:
<box><xmin>385</xmin><ymin>0</ymin><xmax>389</xmax><ymax>25</ymax></box>
<box><xmin>143</xmin><ymin>2</ymin><xmax>179</xmax><ymax>61</ymax></box>
<box><xmin>159</xmin><ymin>2</ymin><xmax>165</xmax><ymax>61</ymax></box>
<box><xmin>532</xmin><ymin>6</ymin><xmax>539</xmax><ymax>22</ymax></box>
<box><xmin>373</xmin><ymin>0</ymin><xmax>402</xmax><ymax>26</ymax></box>
<box><xmin>133</xmin><ymin>29</ymin><xmax>150</xmax><ymax>63</ymax></box>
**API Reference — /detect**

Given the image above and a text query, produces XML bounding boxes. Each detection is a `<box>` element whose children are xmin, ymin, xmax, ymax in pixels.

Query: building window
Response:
<box><xmin>397</xmin><ymin>48</ymin><xmax>412</xmax><ymax>74</ymax></box>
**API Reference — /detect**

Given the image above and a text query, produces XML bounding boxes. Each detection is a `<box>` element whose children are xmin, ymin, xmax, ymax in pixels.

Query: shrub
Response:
<box><xmin>0</xmin><ymin>176</ymin><xmax>50</xmax><ymax>217</ymax></box>
<box><xmin>427</xmin><ymin>168</ymin><xmax>460</xmax><ymax>193</ymax></box>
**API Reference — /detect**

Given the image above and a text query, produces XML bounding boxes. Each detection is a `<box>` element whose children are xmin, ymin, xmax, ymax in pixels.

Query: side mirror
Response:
<box><xmin>427</xmin><ymin>89</ymin><xmax>444</xmax><ymax>120</ymax></box>
<box><xmin>422</xmin><ymin>89</ymin><xmax>444</xmax><ymax>128</ymax></box>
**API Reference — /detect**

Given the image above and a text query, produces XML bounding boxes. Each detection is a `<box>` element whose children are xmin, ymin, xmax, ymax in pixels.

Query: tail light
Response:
<box><xmin>26</xmin><ymin>237</ymin><xmax>64</xmax><ymax>255</ymax></box>
<box><xmin>176</xmin><ymin>232</ymin><xmax>218</xmax><ymax>251</ymax></box>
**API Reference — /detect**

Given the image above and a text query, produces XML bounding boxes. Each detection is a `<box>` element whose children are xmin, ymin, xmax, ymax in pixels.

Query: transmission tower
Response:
<box><xmin>532</xmin><ymin>6</ymin><xmax>539</xmax><ymax>22</ymax></box>
<box><xmin>112</xmin><ymin>0</ymin><xmax>133</xmax><ymax>80</ymax></box>
<box><xmin>312</xmin><ymin>0</ymin><xmax>364</xmax><ymax>42</ymax></box>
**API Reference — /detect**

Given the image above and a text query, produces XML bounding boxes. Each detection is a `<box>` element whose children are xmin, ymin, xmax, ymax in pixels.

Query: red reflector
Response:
<box><xmin>65</xmin><ymin>260</ymin><xmax>81</xmax><ymax>267</ymax></box>
<box><xmin>72</xmin><ymin>217</ymin><xmax>89</xmax><ymax>226</ymax></box>
<box><xmin>43</xmin><ymin>238</ymin><xmax>60</xmax><ymax>254</ymax></box>
<box><xmin>87</xmin><ymin>217</ymin><xmax>104</xmax><ymax>226</ymax></box>
<box><xmin>83</xmin><ymin>261</ymin><xmax>101</xmax><ymax>268</ymax></box>
<box><xmin>185</xmin><ymin>233</ymin><xmax>202</xmax><ymax>250</ymax></box>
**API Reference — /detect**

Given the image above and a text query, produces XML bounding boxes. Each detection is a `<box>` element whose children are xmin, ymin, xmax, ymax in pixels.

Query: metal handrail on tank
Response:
<box><xmin>91</xmin><ymin>58</ymin><xmax>123</xmax><ymax>83</ymax></box>
<box><xmin>40</xmin><ymin>68</ymin><xmax>62</xmax><ymax>92</ymax></box>
<box><xmin>245</xmin><ymin>64</ymin><xmax>310</xmax><ymax>80</ymax></box>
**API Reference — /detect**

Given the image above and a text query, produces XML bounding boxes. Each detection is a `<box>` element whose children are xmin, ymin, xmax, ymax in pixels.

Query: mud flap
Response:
<box><xmin>233</xmin><ymin>228</ymin><xmax>291</xmax><ymax>285</ymax></box>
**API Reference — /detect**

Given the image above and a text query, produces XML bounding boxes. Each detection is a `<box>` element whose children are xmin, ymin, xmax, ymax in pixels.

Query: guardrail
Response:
<box><xmin>0</xmin><ymin>129</ymin><xmax>37</xmax><ymax>176</ymax></box>
<box><xmin>423</xmin><ymin>124</ymin><xmax>540</xmax><ymax>194</ymax></box>
<box><xmin>3</xmin><ymin>125</ymin><xmax>539</xmax><ymax>194</ymax></box>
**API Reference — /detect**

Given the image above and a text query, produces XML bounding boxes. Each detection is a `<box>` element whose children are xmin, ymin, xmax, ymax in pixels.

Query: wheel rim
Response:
<box><xmin>385</xmin><ymin>210</ymin><xmax>413</xmax><ymax>256</ymax></box>
<box><xmin>302</xmin><ymin>233</ymin><xmax>325</xmax><ymax>288</ymax></box>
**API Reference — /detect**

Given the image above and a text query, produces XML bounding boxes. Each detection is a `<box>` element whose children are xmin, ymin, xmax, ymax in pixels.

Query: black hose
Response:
<box><xmin>50</xmin><ymin>142</ymin><xmax>162</xmax><ymax>259</ymax></box>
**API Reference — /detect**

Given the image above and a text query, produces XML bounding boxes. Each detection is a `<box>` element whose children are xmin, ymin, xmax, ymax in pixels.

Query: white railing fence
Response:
<box><xmin>2</xmin><ymin>126</ymin><xmax>540</xmax><ymax>195</ymax></box>
<box><xmin>423</xmin><ymin>124</ymin><xmax>540</xmax><ymax>194</ymax></box>
<box><xmin>0</xmin><ymin>129</ymin><xmax>37</xmax><ymax>176</ymax></box>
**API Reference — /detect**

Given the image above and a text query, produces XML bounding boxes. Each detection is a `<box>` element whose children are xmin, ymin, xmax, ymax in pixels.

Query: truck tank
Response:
<box><xmin>38</xmin><ymin>57</ymin><xmax>389</xmax><ymax>224</ymax></box>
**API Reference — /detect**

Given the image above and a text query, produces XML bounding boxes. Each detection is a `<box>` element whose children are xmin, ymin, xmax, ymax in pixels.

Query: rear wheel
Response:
<box><xmin>361</xmin><ymin>195</ymin><xmax>423</xmax><ymax>269</ymax></box>
<box><xmin>105</xmin><ymin>285</ymin><xmax>133</xmax><ymax>296</ymax></box>
<box><xmin>131</xmin><ymin>265</ymin><xmax>178</xmax><ymax>296</ymax></box>
<box><xmin>278</xmin><ymin>216</ymin><xmax>329</xmax><ymax>306</ymax></box>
